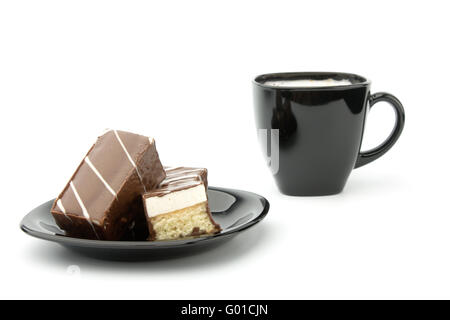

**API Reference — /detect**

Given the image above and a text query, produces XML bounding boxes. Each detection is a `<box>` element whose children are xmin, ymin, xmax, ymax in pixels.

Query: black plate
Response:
<box><xmin>20</xmin><ymin>187</ymin><xmax>269</xmax><ymax>260</ymax></box>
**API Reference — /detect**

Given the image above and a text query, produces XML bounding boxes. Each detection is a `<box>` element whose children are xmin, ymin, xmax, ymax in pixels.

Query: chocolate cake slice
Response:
<box><xmin>51</xmin><ymin>130</ymin><xmax>166</xmax><ymax>240</ymax></box>
<box><xmin>143</xmin><ymin>167</ymin><xmax>221</xmax><ymax>241</ymax></box>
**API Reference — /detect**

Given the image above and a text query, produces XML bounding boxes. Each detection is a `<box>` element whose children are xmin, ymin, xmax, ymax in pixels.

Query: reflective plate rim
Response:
<box><xmin>20</xmin><ymin>186</ymin><xmax>270</xmax><ymax>250</ymax></box>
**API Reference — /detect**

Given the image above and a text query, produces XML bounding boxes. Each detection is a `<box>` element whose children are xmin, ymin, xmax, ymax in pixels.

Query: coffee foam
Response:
<box><xmin>263</xmin><ymin>78</ymin><xmax>353</xmax><ymax>88</ymax></box>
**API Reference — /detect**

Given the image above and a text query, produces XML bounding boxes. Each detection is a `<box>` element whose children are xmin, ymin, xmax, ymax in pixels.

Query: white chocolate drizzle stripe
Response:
<box><xmin>85</xmin><ymin>156</ymin><xmax>117</xmax><ymax>198</ymax></box>
<box><xmin>56</xmin><ymin>199</ymin><xmax>72</xmax><ymax>222</ymax></box>
<box><xmin>56</xmin><ymin>199</ymin><xmax>66</xmax><ymax>213</ymax></box>
<box><xmin>162</xmin><ymin>174</ymin><xmax>202</xmax><ymax>184</ymax></box>
<box><xmin>165</xmin><ymin>167</ymin><xmax>203</xmax><ymax>173</ymax></box>
<box><xmin>70</xmin><ymin>181</ymin><xmax>99</xmax><ymax>239</ymax></box>
<box><xmin>113</xmin><ymin>130</ymin><xmax>147</xmax><ymax>192</ymax></box>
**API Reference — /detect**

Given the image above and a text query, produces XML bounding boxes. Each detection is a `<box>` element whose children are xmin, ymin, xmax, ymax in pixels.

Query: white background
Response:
<box><xmin>1</xmin><ymin>0</ymin><xmax>449</xmax><ymax>299</ymax></box>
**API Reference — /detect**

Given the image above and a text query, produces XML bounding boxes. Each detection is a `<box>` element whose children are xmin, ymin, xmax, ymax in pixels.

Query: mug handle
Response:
<box><xmin>355</xmin><ymin>92</ymin><xmax>405</xmax><ymax>168</ymax></box>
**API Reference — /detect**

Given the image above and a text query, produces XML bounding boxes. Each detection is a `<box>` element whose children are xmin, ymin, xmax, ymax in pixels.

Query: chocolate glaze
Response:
<box><xmin>120</xmin><ymin>198</ymin><xmax>150</xmax><ymax>241</ymax></box>
<box><xmin>144</xmin><ymin>167</ymin><xmax>208</xmax><ymax>198</ymax></box>
<box><xmin>50</xmin><ymin>130</ymin><xmax>166</xmax><ymax>240</ymax></box>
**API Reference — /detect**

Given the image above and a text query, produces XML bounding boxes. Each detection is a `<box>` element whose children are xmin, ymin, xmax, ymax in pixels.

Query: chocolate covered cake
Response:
<box><xmin>50</xmin><ymin>130</ymin><xmax>166</xmax><ymax>240</ymax></box>
<box><xmin>143</xmin><ymin>167</ymin><xmax>221</xmax><ymax>241</ymax></box>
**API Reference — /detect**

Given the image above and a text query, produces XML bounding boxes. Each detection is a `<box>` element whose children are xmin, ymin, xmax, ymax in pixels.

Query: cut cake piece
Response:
<box><xmin>143</xmin><ymin>167</ymin><xmax>221</xmax><ymax>241</ymax></box>
<box><xmin>50</xmin><ymin>129</ymin><xmax>166</xmax><ymax>240</ymax></box>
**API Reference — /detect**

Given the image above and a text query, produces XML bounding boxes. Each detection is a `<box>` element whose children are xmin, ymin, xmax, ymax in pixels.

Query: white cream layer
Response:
<box><xmin>145</xmin><ymin>184</ymin><xmax>207</xmax><ymax>218</ymax></box>
<box><xmin>263</xmin><ymin>78</ymin><xmax>352</xmax><ymax>88</ymax></box>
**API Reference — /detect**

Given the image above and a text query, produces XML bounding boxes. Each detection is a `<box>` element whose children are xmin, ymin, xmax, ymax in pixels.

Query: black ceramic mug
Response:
<box><xmin>253</xmin><ymin>72</ymin><xmax>405</xmax><ymax>196</ymax></box>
